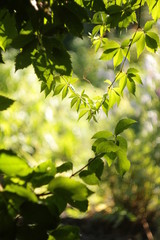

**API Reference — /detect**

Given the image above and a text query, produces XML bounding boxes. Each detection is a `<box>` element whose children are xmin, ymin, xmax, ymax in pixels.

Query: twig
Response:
<box><xmin>70</xmin><ymin>153</ymin><xmax>103</xmax><ymax>178</ymax></box>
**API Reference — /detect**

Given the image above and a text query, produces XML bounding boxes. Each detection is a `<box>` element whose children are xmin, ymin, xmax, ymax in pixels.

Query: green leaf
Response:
<box><xmin>51</xmin><ymin>225</ymin><xmax>80</xmax><ymax>240</ymax></box>
<box><xmin>100</xmin><ymin>48</ymin><xmax>118</xmax><ymax>61</ymax></box>
<box><xmin>15</xmin><ymin>42</ymin><xmax>35</xmax><ymax>70</ymax></box>
<box><xmin>0</xmin><ymin>153</ymin><xmax>32</xmax><ymax>177</ymax></box>
<box><xmin>78</xmin><ymin>109</ymin><xmax>88</xmax><ymax>120</ymax></box>
<box><xmin>113</xmin><ymin>48</ymin><xmax>124</xmax><ymax>68</ymax></box>
<box><xmin>133</xmin><ymin>31</ymin><xmax>144</xmax><ymax>44</ymax></box>
<box><xmin>96</xmin><ymin>140</ymin><xmax>119</xmax><ymax>154</ymax></box>
<box><xmin>146</xmin><ymin>0</ymin><xmax>160</xmax><ymax>20</ymax></box>
<box><xmin>108</xmin><ymin>88</ymin><xmax>120</xmax><ymax>109</ymax></box>
<box><xmin>76</xmin><ymin>98</ymin><xmax>81</xmax><ymax>112</ymax></box>
<box><xmin>127</xmin><ymin>68</ymin><xmax>142</xmax><ymax>84</ymax></box>
<box><xmin>117</xmin><ymin>136</ymin><xmax>128</xmax><ymax>151</ymax></box>
<box><xmin>70</xmin><ymin>97</ymin><xmax>78</xmax><ymax>108</ymax></box>
<box><xmin>62</xmin><ymin>85</ymin><xmax>69</xmax><ymax>99</ymax></box>
<box><xmin>88</xmin><ymin>158</ymin><xmax>104</xmax><ymax>179</ymax></box>
<box><xmin>127</xmin><ymin>78</ymin><xmax>136</xmax><ymax>95</ymax></box>
<box><xmin>144</xmin><ymin>20</ymin><xmax>155</xmax><ymax>32</ymax></box>
<box><xmin>115</xmin><ymin>118</ymin><xmax>136</xmax><ymax>136</ymax></box>
<box><xmin>35</xmin><ymin>159</ymin><xmax>56</xmax><ymax>176</ymax></box>
<box><xmin>49</xmin><ymin>177</ymin><xmax>90</xmax><ymax>201</ymax></box>
<box><xmin>145</xmin><ymin>32</ymin><xmax>159</xmax><ymax>52</ymax></box>
<box><xmin>69</xmin><ymin>199</ymin><xmax>88</xmax><ymax>212</ymax></box>
<box><xmin>136</xmin><ymin>33</ymin><xmax>145</xmax><ymax>58</ymax></box>
<box><xmin>93</xmin><ymin>39</ymin><xmax>101</xmax><ymax>52</ymax></box>
<box><xmin>0</xmin><ymin>10</ymin><xmax>17</xmax><ymax>50</ymax></box>
<box><xmin>121</xmin><ymin>38</ymin><xmax>130</xmax><ymax>48</ymax></box>
<box><xmin>20</xmin><ymin>201</ymin><xmax>59</xmax><ymax>230</ymax></box>
<box><xmin>104</xmin><ymin>152</ymin><xmax>117</xmax><ymax>167</ymax></box>
<box><xmin>5</xmin><ymin>184</ymin><xmax>37</xmax><ymax>202</ymax></box>
<box><xmin>0</xmin><ymin>95</ymin><xmax>15</xmax><ymax>111</ymax></box>
<box><xmin>92</xmin><ymin>131</ymin><xmax>113</xmax><ymax>139</ymax></box>
<box><xmin>53</xmin><ymin>84</ymin><xmax>65</xmax><ymax>96</ymax></box>
<box><xmin>118</xmin><ymin>74</ymin><xmax>127</xmax><ymax>93</ymax></box>
<box><xmin>79</xmin><ymin>170</ymin><xmax>99</xmax><ymax>185</ymax></box>
<box><xmin>92</xmin><ymin>11</ymin><xmax>107</xmax><ymax>24</ymax></box>
<box><xmin>57</xmin><ymin>162</ymin><xmax>73</xmax><ymax>173</ymax></box>
<box><xmin>101</xmin><ymin>39</ymin><xmax>119</xmax><ymax>61</ymax></box>
<box><xmin>116</xmin><ymin>149</ymin><xmax>130</xmax><ymax>176</ymax></box>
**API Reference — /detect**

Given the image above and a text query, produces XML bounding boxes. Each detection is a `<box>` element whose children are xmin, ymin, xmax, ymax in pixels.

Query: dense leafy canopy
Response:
<box><xmin>0</xmin><ymin>0</ymin><xmax>160</xmax><ymax>239</ymax></box>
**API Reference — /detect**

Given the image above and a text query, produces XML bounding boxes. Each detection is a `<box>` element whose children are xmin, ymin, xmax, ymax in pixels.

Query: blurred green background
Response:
<box><xmin>1</xmin><ymin>34</ymin><xmax>160</xmax><ymax>238</ymax></box>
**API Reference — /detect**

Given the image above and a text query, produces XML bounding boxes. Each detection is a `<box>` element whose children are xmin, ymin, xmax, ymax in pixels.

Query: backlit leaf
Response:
<box><xmin>116</xmin><ymin>149</ymin><xmax>130</xmax><ymax>176</ymax></box>
<box><xmin>115</xmin><ymin>118</ymin><xmax>136</xmax><ymax>136</ymax></box>
<box><xmin>5</xmin><ymin>184</ymin><xmax>37</xmax><ymax>202</ymax></box>
<box><xmin>136</xmin><ymin>33</ymin><xmax>145</xmax><ymax>58</ymax></box>
<box><xmin>92</xmin><ymin>131</ymin><xmax>113</xmax><ymax>139</ymax></box>
<box><xmin>79</xmin><ymin>170</ymin><xmax>99</xmax><ymax>185</ymax></box>
<box><xmin>96</xmin><ymin>140</ymin><xmax>119</xmax><ymax>154</ymax></box>
<box><xmin>0</xmin><ymin>153</ymin><xmax>32</xmax><ymax>177</ymax></box>
<box><xmin>49</xmin><ymin>177</ymin><xmax>90</xmax><ymax>201</ymax></box>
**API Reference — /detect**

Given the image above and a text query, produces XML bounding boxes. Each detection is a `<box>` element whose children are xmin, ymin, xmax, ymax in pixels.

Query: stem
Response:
<box><xmin>70</xmin><ymin>153</ymin><xmax>103</xmax><ymax>178</ymax></box>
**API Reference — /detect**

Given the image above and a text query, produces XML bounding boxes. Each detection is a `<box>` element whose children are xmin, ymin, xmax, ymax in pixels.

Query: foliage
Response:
<box><xmin>0</xmin><ymin>0</ymin><xmax>160</xmax><ymax>239</ymax></box>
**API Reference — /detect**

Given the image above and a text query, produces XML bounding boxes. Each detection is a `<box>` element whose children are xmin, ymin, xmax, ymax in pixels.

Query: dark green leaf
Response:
<box><xmin>20</xmin><ymin>201</ymin><xmax>59</xmax><ymax>230</ymax></box>
<box><xmin>145</xmin><ymin>32</ymin><xmax>159</xmax><ymax>52</ymax></box>
<box><xmin>88</xmin><ymin>158</ymin><xmax>104</xmax><ymax>179</ymax></box>
<box><xmin>57</xmin><ymin>162</ymin><xmax>73</xmax><ymax>173</ymax></box>
<box><xmin>0</xmin><ymin>95</ymin><xmax>14</xmax><ymax>111</ymax></box>
<box><xmin>0</xmin><ymin>50</ymin><xmax>4</xmax><ymax>63</ymax></box>
<box><xmin>0</xmin><ymin>10</ymin><xmax>17</xmax><ymax>50</ymax></box>
<box><xmin>51</xmin><ymin>225</ymin><xmax>80</xmax><ymax>240</ymax></box>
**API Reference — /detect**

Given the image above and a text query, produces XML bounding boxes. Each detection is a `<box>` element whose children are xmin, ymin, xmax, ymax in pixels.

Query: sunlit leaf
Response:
<box><xmin>116</xmin><ymin>149</ymin><xmax>130</xmax><ymax>176</ymax></box>
<box><xmin>62</xmin><ymin>85</ymin><xmax>69</xmax><ymax>99</ymax></box>
<box><xmin>0</xmin><ymin>153</ymin><xmax>32</xmax><ymax>177</ymax></box>
<box><xmin>127</xmin><ymin>78</ymin><xmax>136</xmax><ymax>95</ymax></box>
<box><xmin>136</xmin><ymin>33</ymin><xmax>145</xmax><ymax>58</ymax></box>
<box><xmin>113</xmin><ymin>48</ymin><xmax>124</xmax><ymax>68</ymax></box>
<box><xmin>92</xmin><ymin>131</ymin><xmax>113</xmax><ymax>139</ymax></box>
<box><xmin>5</xmin><ymin>184</ymin><xmax>37</xmax><ymax>202</ymax></box>
<box><xmin>79</xmin><ymin>170</ymin><xmax>99</xmax><ymax>185</ymax></box>
<box><xmin>96</xmin><ymin>140</ymin><xmax>119</xmax><ymax>154</ymax></box>
<box><xmin>49</xmin><ymin>177</ymin><xmax>90</xmax><ymax>201</ymax></box>
<box><xmin>115</xmin><ymin>118</ymin><xmax>137</xmax><ymax>136</ymax></box>
<box><xmin>144</xmin><ymin>20</ymin><xmax>155</xmax><ymax>32</ymax></box>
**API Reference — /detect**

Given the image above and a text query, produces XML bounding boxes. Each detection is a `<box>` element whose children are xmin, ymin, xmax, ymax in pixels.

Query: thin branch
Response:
<box><xmin>70</xmin><ymin>153</ymin><xmax>103</xmax><ymax>178</ymax></box>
